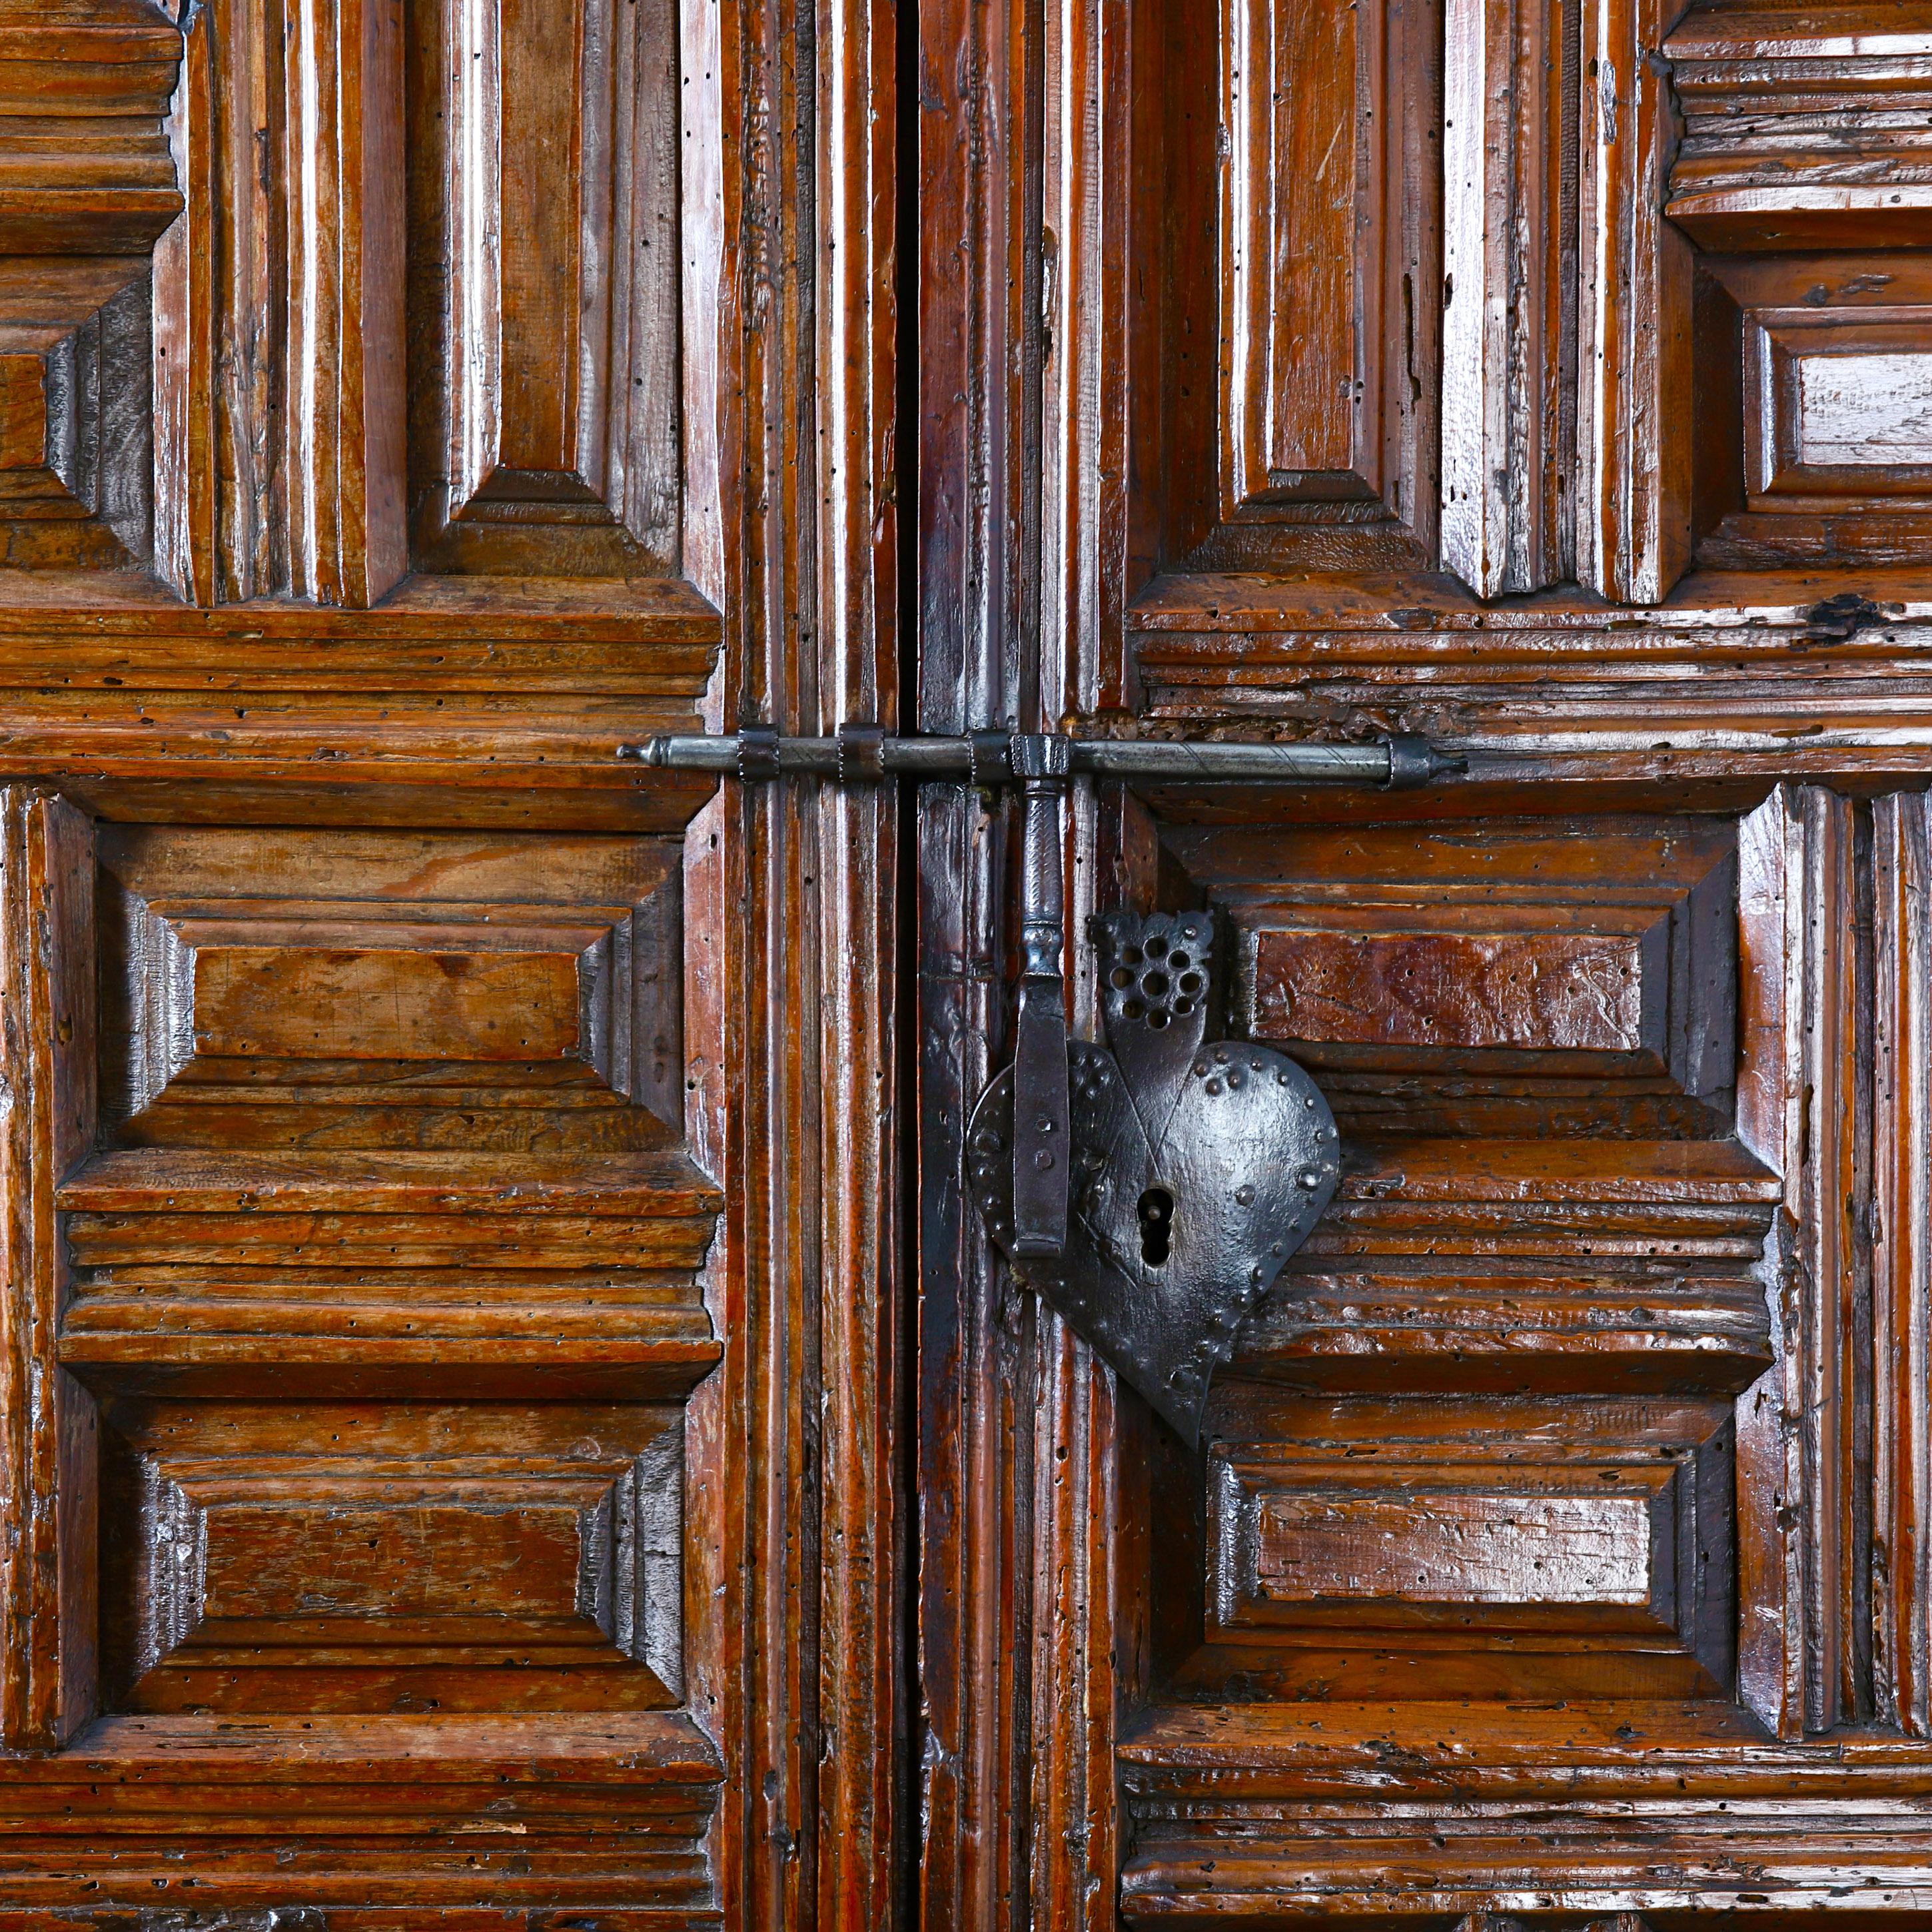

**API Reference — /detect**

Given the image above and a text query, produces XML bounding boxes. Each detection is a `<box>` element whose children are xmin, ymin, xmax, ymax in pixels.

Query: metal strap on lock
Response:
<box><xmin>617</xmin><ymin>721</ymin><xmax>1466</xmax><ymax>1441</ymax></box>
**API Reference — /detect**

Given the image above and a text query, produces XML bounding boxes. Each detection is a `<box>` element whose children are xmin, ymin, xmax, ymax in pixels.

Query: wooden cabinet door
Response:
<box><xmin>915</xmin><ymin>0</ymin><xmax>1932</xmax><ymax>1924</ymax></box>
<box><xmin>0</xmin><ymin>1</ymin><xmax>899</xmax><ymax>1925</ymax></box>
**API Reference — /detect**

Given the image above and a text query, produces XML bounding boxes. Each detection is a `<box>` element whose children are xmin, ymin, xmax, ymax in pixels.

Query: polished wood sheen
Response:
<box><xmin>917</xmin><ymin>0</ymin><xmax>1932</xmax><ymax>1925</ymax></box>
<box><xmin>7</xmin><ymin>0</ymin><xmax>1932</xmax><ymax>1924</ymax></box>
<box><xmin>0</xmin><ymin>0</ymin><xmax>901</xmax><ymax>1924</ymax></box>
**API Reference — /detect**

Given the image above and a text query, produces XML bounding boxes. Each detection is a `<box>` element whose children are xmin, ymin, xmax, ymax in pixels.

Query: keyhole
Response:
<box><xmin>1138</xmin><ymin>1187</ymin><xmax>1174</xmax><ymax>1266</ymax></box>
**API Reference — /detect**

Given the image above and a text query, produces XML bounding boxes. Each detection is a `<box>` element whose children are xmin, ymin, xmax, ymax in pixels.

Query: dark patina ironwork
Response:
<box><xmin>965</xmin><ymin>910</ymin><xmax>1338</xmax><ymax>1443</ymax></box>
<box><xmin>619</xmin><ymin>722</ymin><xmax>1458</xmax><ymax>1440</ymax></box>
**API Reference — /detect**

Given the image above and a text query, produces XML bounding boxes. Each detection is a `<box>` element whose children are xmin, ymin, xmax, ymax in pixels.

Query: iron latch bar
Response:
<box><xmin>619</xmin><ymin>726</ymin><xmax>1462</xmax><ymax>789</ymax></box>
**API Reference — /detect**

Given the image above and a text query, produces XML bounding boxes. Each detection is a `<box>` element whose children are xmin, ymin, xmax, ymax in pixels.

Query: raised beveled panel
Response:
<box><xmin>1182</xmin><ymin>816</ymin><xmax>1739</xmax><ymax>1137</ymax></box>
<box><xmin>97</xmin><ymin>826</ymin><xmax>683</xmax><ymax>1151</ymax></box>
<box><xmin>1212</xmin><ymin>1454</ymin><xmax>1680</xmax><ymax>1632</ymax></box>
<box><xmin>1748</xmin><ymin>309</ymin><xmax>1932</xmax><ymax>496</ymax></box>
<box><xmin>1239</xmin><ymin>1139</ymin><xmax>1779</xmax><ymax>1397</ymax></box>
<box><xmin>408</xmin><ymin>0</ymin><xmax>682</xmax><ymax>574</ymax></box>
<box><xmin>1248</xmin><ymin>910</ymin><xmax>1668</xmax><ymax>1061</ymax></box>
<box><xmin>1161</xmin><ymin>1390</ymin><xmax>1739</xmax><ymax>1703</ymax></box>
<box><xmin>1213</xmin><ymin>0</ymin><xmax>1441</xmax><ymax>560</ymax></box>
<box><xmin>99</xmin><ymin>1396</ymin><xmax>686</xmax><ymax>1713</ymax></box>
<box><xmin>1698</xmin><ymin>256</ymin><xmax>1932</xmax><ymax>564</ymax></box>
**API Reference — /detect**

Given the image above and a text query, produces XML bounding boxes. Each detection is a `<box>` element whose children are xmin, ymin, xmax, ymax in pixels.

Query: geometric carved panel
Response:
<box><xmin>1193</xmin><ymin>816</ymin><xmax>1739</xmax><ymax>1139</ymax></box>
<box><xmin>1213</xmin><ymin>1449</ymin><xmax>1699</xmax><ymax>1636</ymax></box>
<box><xmin>99</xmin><ymin>1396</ymin><xmax>685</xmax><ymax>1713</ymax></box>
<box><xmin>1201</xmin><ymin>0</ymin><xmax>1440</xmax><ymax>570</ymax></box>
<box><xmin>1167</xmin><ymin>1391</ymin><xmax>1739</xmax><ymax>1705</ymax></box>
<box><xmin>406</xmin><ymin>0</ymin><xmax>683</xmax><ymax>575</ymax></box>
<box><xmin>97</xmin><ymin>827</ymin><xmax>683</xmax><ymax>1151</ymax></box>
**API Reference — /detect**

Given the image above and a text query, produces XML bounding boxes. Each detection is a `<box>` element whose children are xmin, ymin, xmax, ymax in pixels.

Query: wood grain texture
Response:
<box><xmin>1669</xmin><ymin>7</ymin><xmax>1932</xmax><ymax>249</ymax></box>
<box><xmin>1576</xmin><ymin>0</ymin><xmax>1693</xmax><ymax>602</ymax></box>
<box><xmin>155</xmin><ymin>0</ymin><xmax>407</xmax><ymax>607</ymax></box>
<box><xmin>1734</xmin><ymin>784</ymin><xmax>1860</xmax><ymax>1738</ymax></box>
<box><xmin>0</xmin><ymin>788</ymin><xmax>96</xmax><ymax>1749</ymax></box>
<box><xmin>1875</xmin><ymin>789</ymin><xmax>1932</xmax><ymax>1735</ymax></box>
<box><xmin>1439</xmin><ymin>0</ymin><xmax>1571</xmax><ymax>596</ymax></box>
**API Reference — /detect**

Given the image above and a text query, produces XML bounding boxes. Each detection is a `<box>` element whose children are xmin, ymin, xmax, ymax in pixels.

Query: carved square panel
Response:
<box><xmin>1169</xmin><ymin>815</ymin><xmax>1739</xmax><ymax>1139</ymax></box>
<box><xmin>1693</xmin><ymin>254</ymin><xmax>1932</xmax><ymax>564</ymax></box>
<box><xmin>99</xmin><ymin>1396</ymin><xmax>686</xmax><ymax>1714</ymax></box>
<box><xmin>1155</xmin><ymin>1390</ymin><xmax>1738</xmax><ymax>1704</ymax></box>
<box><xmin>97</xmin><ymin>827</ymin><xmax>683</xmax><ymax>1151</ymax></box>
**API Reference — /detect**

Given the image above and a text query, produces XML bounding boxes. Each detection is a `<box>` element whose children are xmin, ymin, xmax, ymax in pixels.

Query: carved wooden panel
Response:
<box><xmin>0</xmin><ymin>0</ymin><xmax>898</xmax><ymax>1915</ymax></box>
<box><xmin>1178</xmin><ymin>818</ymin><xmax>1737</xmax><ymax>1138</ymax></box>
<box><xmin>95</xmin><ymin>827</ymin><xmax>683</xmax><ymax>1150</ymax></box>
<box><xmin>1208</xmin><ymin>1417</ymin><xmax>1732</xmax><ymax>1652</ymax></box>
<box><xmin>1097</xmin><ymin>784</ymin><xmax>1897</xmax><ymax>1911</ymax></box>
<box><xmin>98</xmin><ymin>1397</ymin><xmax>686</xmax><ymax>1713</ymax></box>
<box><xmin>1218</xmin><ymin>0</ymin><xmax>1440</xmax><ymax>550</ymax></box>
<box><xmin>406</xmin><ymin>0</ymin><xmax>682</xmax><ymax>576</ymax></box>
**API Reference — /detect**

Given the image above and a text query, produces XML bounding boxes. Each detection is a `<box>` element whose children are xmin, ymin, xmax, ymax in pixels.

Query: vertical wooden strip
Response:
<box><xmin>1218</xmin><ymin>0</ymin><xmax>1273</xmax><ymax>512</ymax></box>
<box><xmin>152</xmin><ymin>0</ymin><xmax>406</xmax><ymax>606</ymax></box>
<box><xmin>283</xmin><ymin>0</ymin><xmax>407</xmax><ymax>606</ymax></box>
<box><xmin>153</xmin><ymin>1</ymin><xmax>217</xmax><ymax>607</ymax></box>
<box><xmin>0</xmin><ymin>791</ymin><xmax>96</xmax><ymax>1749</ymax></box>
<box><xmin>1875</xmin><ymin>791</ymin><xmax>1931</xmax><ymax>1733</ymax></box>
<box><xmin>1272</xmin><ymin>0</ymin><xmax>1358</xmax><ymax>476</ymax></box>
<box><xmin>813</xmin><ymin>0</ymin><xmax>901</xmax><ymax>1921</ymax></box>
<box><xmin>915</xmin><ymin>0</ymin><xmax>1034</xmax><ymax>1921</ymax></box>
<box><xmin>1440</xmin><ymin>0</ymin><xmax>1567</xmax><ymax>596</ymax></box>
<box><xmin>1576</xmin><ymin>0</ymin><xmax>1691</xmax><ymax>604</ymax></box>
<box><xmin>1735</xmin><ymin>784</ymin><xmax>1857</xmax><ymax>1737</ymax></box>
<box><xmin>1042</xmin><ymin>0</ymin><xmax>1132</xmax><ymax>718</ymax></box>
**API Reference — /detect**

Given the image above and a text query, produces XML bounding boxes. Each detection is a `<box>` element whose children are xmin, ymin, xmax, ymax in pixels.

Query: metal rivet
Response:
<box><xmin>1296</xmin><ymin>1167</ymin><xmax>1320</xmax><ymax>1189</ymax></box>
<box><xmin>1227</xmin><ymin>1073</ymin><xmax>1242</xmax><ymax>1089</ymax></box>
<box><xmin>1214</xmin><ymin>1048</ymin><xmax>1230</xmax><ymax>1065</ymax></box>
<box><xmin>1205</xmin><ymin>1079</ymin><xmax>1222</xmax><ymax>1095</ymax></box>
<box><xmin>1234</xmin><ymin>1184</ymin><xmax>1255</xmax><ymax>1205</ymax></box>
<box><xmin>1035</xmin><ymin>1151</ymin><xmax>1055</xmax><ymax>1171</ymax></box>
<box><xmin>1035</xmin><ymin>1115</ymin><xmax>1055</xmax><ymax>1133</ymax></box>
<box><xmin>1194</xmin><ymin>1061</ymin><xmax>1209</xmax><ymax>1077</ymax></box>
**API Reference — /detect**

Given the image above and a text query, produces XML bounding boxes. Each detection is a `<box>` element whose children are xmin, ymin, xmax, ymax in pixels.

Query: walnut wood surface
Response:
<box><xmin>915</xmin><ymin>0</ymin><xmax>1932</xmax><ymax>1927</ymax></box>
<box><xmin>7</xmin><ymin>0</ymin><xmax>1932</xmax><ymax>1925</ymax></box>
<box><xmin>0</xmin><ymin>0</ymin><xmax>901</xmax><ymax>1923</ymax></box>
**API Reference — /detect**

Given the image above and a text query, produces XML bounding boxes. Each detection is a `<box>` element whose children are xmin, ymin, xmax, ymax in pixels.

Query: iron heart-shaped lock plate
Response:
<box><xmin>967</xmin><ymin>910</ymin><xmax>1339</xmax><ymax>1442</ymax></box>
